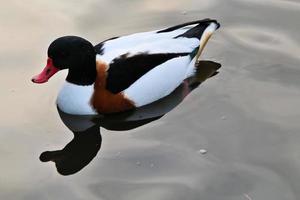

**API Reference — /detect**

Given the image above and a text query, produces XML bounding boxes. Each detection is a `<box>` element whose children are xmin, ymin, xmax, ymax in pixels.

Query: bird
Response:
<box><xmin>32</xmin><ymin>19</ymin><xmax>220</xmax><ymax>115</ymax></box>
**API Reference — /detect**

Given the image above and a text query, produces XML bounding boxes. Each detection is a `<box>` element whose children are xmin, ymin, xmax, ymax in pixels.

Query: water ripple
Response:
<box><xmin>236</xmin><ymin>0</ymin><xmax>300</xmax><ymax>10</ymax></box>
<box><xmin>224</xmin><ymin>26</ymin><xmax>300</xmax><ymax>59</ymax></box>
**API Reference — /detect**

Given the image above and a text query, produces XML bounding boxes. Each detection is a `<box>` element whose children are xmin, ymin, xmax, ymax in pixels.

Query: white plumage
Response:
<box><xmin>124</xmin><ymin>56</ymin><xmax>191</xmax><ymax>107</ymax></box>
<box><xmin>98</xmin><ymin>22</ymin><xmax>219</xmax><ymax>107</ymax></box>
<box><xmin>99</xmin><ymin>24</ymin><xmax>204</xmax><ymax>63</ymax></box>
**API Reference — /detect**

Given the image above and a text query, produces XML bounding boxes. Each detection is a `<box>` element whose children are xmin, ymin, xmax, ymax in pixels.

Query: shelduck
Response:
<box><xmin>32</xmin><ymin>19</ymin><xmax>220</xmax><ymax>115</ymax></box>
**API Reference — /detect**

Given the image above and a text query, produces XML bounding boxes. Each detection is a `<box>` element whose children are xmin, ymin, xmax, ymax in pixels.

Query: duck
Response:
<box><xmin>32</xmin><ymin>19</ymin><xmax>220</xmax><ymax>115</ymax></box>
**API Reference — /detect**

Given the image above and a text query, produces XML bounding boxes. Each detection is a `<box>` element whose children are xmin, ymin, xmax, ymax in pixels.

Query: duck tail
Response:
<box><xmin>189</xmin><ymin>20</ymin><xmax>220</xmax><ymax>61</ymax></box>
<box><xmin>184</xmin><ymin>20</ymin><xmax>220</xmax><ymax>78</ymax></box>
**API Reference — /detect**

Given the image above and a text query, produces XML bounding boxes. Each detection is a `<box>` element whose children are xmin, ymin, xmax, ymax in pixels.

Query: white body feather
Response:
<box><xmin>124</xmin><ymin>56</ymin><xmax>191</xmax><ymax>107</ymax></box>
<box><xmin>100</xmin><ymin>27</ymin><xmax>199</xmax><ymax>64</ymax></box>
<box><xmin>57</xmin><ymin>81</ymin><xmax>97</xmax><ymax>115</ymax></box>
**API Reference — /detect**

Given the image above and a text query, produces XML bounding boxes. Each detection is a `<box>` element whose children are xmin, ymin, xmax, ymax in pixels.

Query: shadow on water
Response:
<box><xmin>40</xmin><ymin>60</ymin><xmax>221</xmax><ymax>175</ymax></box>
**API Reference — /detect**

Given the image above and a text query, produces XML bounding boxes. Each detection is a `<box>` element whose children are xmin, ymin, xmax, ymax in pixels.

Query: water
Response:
<box><xmin>1</xmin><ymin>0</ymin><xmax>300</xmax><ymax>199</ymax></box>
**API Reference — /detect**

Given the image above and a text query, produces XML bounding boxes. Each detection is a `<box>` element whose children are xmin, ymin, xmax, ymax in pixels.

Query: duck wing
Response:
<box><xmin>95</xmin><ymin>19</ymin><xmax>220</xmax><ymax>63</ymax></box>
<box><xmin>105</xmin><ymin>52</ymin><xmax>190</xmax><ymax>94</ymax></box>
<box><xmin>95</xmin><ymin>19</ymin><xmax>220</xmax><ymax>104</ymax></box>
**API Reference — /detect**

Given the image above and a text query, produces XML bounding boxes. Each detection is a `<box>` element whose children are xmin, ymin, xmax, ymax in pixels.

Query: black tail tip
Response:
<box><xmin>209</xmin><ymin>19</ymin><xmax>220</xmax><ymax>29</ymax></box>
<box><xmin>215</xmin><ymin>21</ymin><xmax>221</xmax><ymax>29</ymax></box>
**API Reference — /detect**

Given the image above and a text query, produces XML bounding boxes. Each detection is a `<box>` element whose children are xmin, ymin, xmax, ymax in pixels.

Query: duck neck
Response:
<box><xmin>66</xmin><ymin>56</ymin><xmax>97</xmax><ymax>86</ymax></box>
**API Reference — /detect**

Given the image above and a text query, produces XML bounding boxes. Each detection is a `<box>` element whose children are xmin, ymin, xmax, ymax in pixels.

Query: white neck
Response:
<box><xmin>56</xmin><ymin>81</ymin><xmax>97</xmax><ymax>115</ymax></box>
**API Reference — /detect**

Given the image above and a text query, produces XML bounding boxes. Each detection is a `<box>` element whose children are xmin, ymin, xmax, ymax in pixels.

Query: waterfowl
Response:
<box><xmin>32</xmin><ymin>19</ymin><xmax>220</xmax><ymax>115</ymax></box>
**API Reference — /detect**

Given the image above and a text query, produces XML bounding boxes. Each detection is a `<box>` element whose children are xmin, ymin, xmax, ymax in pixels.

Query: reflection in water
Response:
<box><xmin>40</xmin><ymin>126</ymin><xmax>101</xmax><ymax>175</ymax></box>
<box><xmin>40</xmin><ymin>60</ymin><xmax>221</xmax><ymax>175</ymax></box>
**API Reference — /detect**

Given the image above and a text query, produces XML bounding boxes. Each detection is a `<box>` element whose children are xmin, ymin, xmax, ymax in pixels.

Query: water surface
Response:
<box><xmin>1</xmin><ymin>0</ymin><xmax>300</xmax><ymax>199</ymax></box>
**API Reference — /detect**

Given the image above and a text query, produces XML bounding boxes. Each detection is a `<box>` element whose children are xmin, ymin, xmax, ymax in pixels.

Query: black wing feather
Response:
<box><xmin>174</xmin><ymin>23</ymin><xmax>210</xmax><ymax>40</ymax></box>
<box><xmin>94</xmin><ymin>36</ymin><xmax>119</xmax><ymax>55</ymax></box>
<box><xmin>157</xmin><ymin>19</ymin><xmax>219</xmax><ymax>33</ymax></box>
<box><xmin>106</xmin><ymin>53</ymin><xmax>189</xmax><ymax>94</ymax></box>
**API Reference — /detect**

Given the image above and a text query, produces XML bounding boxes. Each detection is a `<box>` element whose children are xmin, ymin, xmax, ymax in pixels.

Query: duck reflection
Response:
<box><xmin>40</xmin><ymin>60</ymin><xmax>221</xmax><ymax>175</ymax></box>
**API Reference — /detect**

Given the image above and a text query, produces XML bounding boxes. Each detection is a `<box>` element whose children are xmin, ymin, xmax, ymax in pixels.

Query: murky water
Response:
<box><xmin>1</xmin><ymin>0</ymin><xmax>300</xmax><ymax>199</ymax></box>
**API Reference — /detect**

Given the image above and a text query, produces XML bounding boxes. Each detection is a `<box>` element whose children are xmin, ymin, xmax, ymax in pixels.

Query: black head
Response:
<box><xmin>32</xmin><ymin>36</ymin><xmax>97</xmax><ymax>85</ymax></box>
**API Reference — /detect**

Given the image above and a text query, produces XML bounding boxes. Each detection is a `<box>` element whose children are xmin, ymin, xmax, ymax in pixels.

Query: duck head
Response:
<box><xmin>32</xmin><ymin>36</ymin><xmax>96</xmax><ymax>85</ymax></box>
